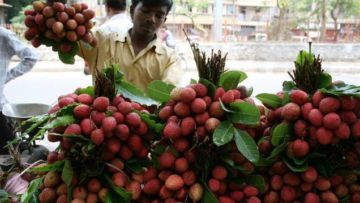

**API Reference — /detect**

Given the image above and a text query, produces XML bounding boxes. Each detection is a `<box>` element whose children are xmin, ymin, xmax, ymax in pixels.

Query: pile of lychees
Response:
<box><xmin>24</xmin><ymin>0</ymin><xmax>96</xmax><ymax>55</ymax></box>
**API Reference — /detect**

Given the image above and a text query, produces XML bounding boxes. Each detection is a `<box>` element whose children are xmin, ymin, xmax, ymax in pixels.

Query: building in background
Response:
<box><xmin>166</xmin><ymin>0</ymin><xmax>278</xmax><ymax>42</ymax></box>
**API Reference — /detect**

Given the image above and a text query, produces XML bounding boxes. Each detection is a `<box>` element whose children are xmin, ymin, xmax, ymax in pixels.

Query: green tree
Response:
<box><xmin>4</xmin><ymin>0</ymin><xmax>30</xmax><ymax>23</ymax></box>
<box><xmin>174</xmin><ymin>0</ymin><xmax>208</xmax><ymax>33</ymax></box>
<box><xmin>329</xmin><ymin>0</ymin><xmax>360</xmax><ymax>41</ymax></box>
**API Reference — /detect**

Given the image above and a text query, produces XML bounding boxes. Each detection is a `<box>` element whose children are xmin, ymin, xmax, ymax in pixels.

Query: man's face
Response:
<box><xmin>131</xmin><ymin>2</ymin><xmax>167</xmax><ymax>37</ymax></box>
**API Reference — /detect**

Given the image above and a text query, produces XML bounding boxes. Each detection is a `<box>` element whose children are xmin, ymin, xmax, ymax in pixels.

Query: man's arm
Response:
<box><xmin>162</xmin><ymin>52</ymin><xmax>185</xmax><ymax>86</ymax></box>
<box><xmin>5</xmin><ymin>31</ymin><xmax>38</xmax><ymax>83</ymax></box>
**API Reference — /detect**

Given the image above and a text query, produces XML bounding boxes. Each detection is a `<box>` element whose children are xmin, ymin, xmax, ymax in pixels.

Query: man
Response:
<box><xmin>161</xmin><ymin>25</ymin><xmax>175</xmax><ymax>49</ymax></box>
<box><xmin>99</xmin><ymin>0</ymin><xmax>133</xmax><ymax>35</ymax></box>
<box><xmin>80</xmin><ymin>0</ymin><xmax>183</xmax><ymax>92</ymax></box>
<box><xmin>0</xmin><ymin>27</ymin><xmax>38</xmax><ymax>154</ymax></box>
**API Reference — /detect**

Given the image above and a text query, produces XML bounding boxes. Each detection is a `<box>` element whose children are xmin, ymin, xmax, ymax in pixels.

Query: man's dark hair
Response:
<box><xmin>132</xmin><ymin>0</ymin><xmax>173</xmax><ymax>14</ymax></box>
<box><xmin>105</xmin><ymin>0</ymin><xmax>126</xmax><ymax>11</ymax></box>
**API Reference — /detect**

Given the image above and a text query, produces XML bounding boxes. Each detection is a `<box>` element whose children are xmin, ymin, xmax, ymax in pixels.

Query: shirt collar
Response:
<box><xmin>114</xmin><ymin>31</ymin><xmax>165</xmax><ymax>55</ymax></box>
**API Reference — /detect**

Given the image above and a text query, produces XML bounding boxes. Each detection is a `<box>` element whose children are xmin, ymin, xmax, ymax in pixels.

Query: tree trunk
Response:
<box><xmin>320</xmin><ymin>0</ymin><xmax>327</xmax><ymax>41</ymax></box>
<box><xmin>330</xmin><ymin>0</ymin><xmax>340</xmax><ymax>42</ymax></box>
<box><xmin>212</xmin><ymin>0</ymin><xmax>223</xmax><ymax>41</ymax></box>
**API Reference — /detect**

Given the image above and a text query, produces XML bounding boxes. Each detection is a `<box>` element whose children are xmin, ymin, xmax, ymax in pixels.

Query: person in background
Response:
<box><xmin>79</xmin><ymin>0</ymin><xmax>183</xmax><ymax>92</ymax></box>
<box><xmin>161</xmin><ymin>25</ymin><xmax>175</xmax><ymax>49</ymax></box>
<box><xmin>83</xmin><ymin>0</ymin><xmax>133</xmax><ymax>75</ymax></box>
<box><xmin>0</xmin><ymin>27</ymin><xmax>38</xmax><ymax>154</ymax></box>
<box><xmin>99</xmin><ymin>0</ymin><xmax>133</xmax><ymax>35</ymax></box>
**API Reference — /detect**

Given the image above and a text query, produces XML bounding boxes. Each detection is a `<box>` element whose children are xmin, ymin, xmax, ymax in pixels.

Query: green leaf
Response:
<box><xmin>267</xmin><ymin>140</ymin><xmax>288</xmax><ymax>160</ymax></box>
<box><xmin>104</xmin><ymin>175</ymin><xmax>131</xmax><ymax>202</ymax></box>
<box><xmin>62</xmin><ymin>160</ymin><xmax>74</xmax><ymax>186</ymax></box>
<box><xmin>292</xmin><ymin>156</ymin><xmax>308</xmax><ymax>165</ymax></box>
<box><xmin>271</xmin><ymin>122</ymin><xmax>290</xmax><ymax>146</ymax></box>
<box><xmin>30</xmin><ymin>160</ymin><xmax>64</xmax><ymax>173</ymax></box>
<box><xmin>116</xmin><ymin>81</ymin><xmax>158</xmax><ymax>106</ymax></box>
<box><xmin>228</xmin><ymin>102</ymin><xmax>260</xmax><ymax>125</ymax></box>
<box><xmin>43</xmin><ymin>115</ymin><xmax>76</xmax><ymax>129</ymax></box>
<box><xmin>246</xmin><ymin>86</ymin><xmax>254</xmax><ymax>97</ymax></box>
<box><xmin>282</xmin><ymin>156</ymin><xmax>308</xmax><ymax>173</ymax></box>
<box><xmin>244</xmin><ymin>175</ymin><xmax>266</xmax><ymax>193</ymax></box>
<box><xmin>234</xmin><ymin>129</ymin><xmax>259</xmax><ymax>164</ymax></box>
<box><xmin>201</xmin><ymin>184</ymin><xmax>218</xmax><ymax>203</ymax></box>
<box><xmin>0</xmin><ymin>190</ymin><xmax>9</xmax><ymax>203</ymax></box>
<box><xmin>75</xmin><ymin>86</ymin><xmax>95</xmax><ymax>97</ymax></box>
<box><xmin>21</xmin><ymin>177</ymin><xmax>44</xmax><ymax>203</ymax></box>
<box><xmin>320</xmin><ymin>83</ymin><xmax>360</xmax><ymax>99</ymax></box>
<box><xmin>282</xmin><ymin>92</ymin><xmax>291</xmax><ymax>106</ymax></box>
<box><xmin>58</xmin><ymin>42</ymin><xmax>79</xmax><ymax>64</ymax></box>
<box><xmin>191</xmin><ymin>78</ymin><xmax>198</xmax><ymax>84</ymax></box>
<box><xmin>312</xmin><ymin>159</ymin><xmax>334</xmax><ymax>177</ymax></box>
<box><xmin>219</xmin><ymin>70</ymin><xmax>247</xmax><ymax>90</ymax></box>
<box><xmin>282</xmin><ymin>81</ymin><xmax>296</xmax><ymax>92</ymax></box>
<box><xmin>319</xmin><ymin>73</ymin><xmax>333</xmax><ymax>89</ymax></box>
<box><xmin>137</xmin><ymin>111</ymin><xmax>164</xmax><ymax>135</ymax></box>
<box><xmin>199</xmin><ymin>78</ymin><xmax>216</xmax><ymax>98</ymax></box>
<box><xmin>147</xmin><ymin>80</ymin><xmax>175</xmax><ymax>103</ymax></box>
<box><xmin>256</xmin><ymin>93</ymin><xmax>282</xmax><ymax>109</ymax></box>
<box><xmin>213</xmin><ymin>121</ymin><xmax>235</xmax><ymax>146</ymax></box>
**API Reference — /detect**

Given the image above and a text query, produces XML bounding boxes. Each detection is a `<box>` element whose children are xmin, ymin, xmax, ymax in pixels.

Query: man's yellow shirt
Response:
<box><xmin>79</xmin><ymin>30</ymin><xmax>183</xmax><ymax>92</ymax></box>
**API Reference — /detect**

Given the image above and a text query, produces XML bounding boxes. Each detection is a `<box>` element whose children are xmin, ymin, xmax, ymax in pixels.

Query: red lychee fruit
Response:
<box><xmin>281</xmin><ymin>102</ymin><xmax>301</xmax><ymax>121</ymax></box>
<box><xmin>102</xmin><ymin>116</ymin><xmax>117</xmax><ymax>134</ymax></box>
<box><xmin>301</xmin><ymin>166</ymin><xmax>318</xmax><ymax>183</ymax></box>
<box><xmin>280</xmin><ymin>186</ymin><xmax>296</xmax><ymax>202</ymax></box>
<box><xmin>90</xmin><ymin>129</ymin><xmax>104</xmax><ymax>145</ymax></box>
<box><xmin>290</xmin><ymin>89</ymin><xmax>308</xmax><ymax>105</ymax></box>
<box><xmin>112</xmin><ymin>172</ymin><xmax>127</xmax><ymax>187</ymax></box>
<box><xmin>191</xmin><ymin>98</ymin><xmax>207</xmax><ymax>114</ymax></box>
<box><xmin>93</xmin><ymin>96</ymin><xmax>110</xmax><ymax>112</ymax></box>
<box><xmin>158</xmin><ymin>151</ymin><xmax>176</xmax><ymax>169</ymax></box>
<box><xmin>182</xmin><ymin>170</ymin><xmax>196</xmax><ymax>186</ymax></box>
<box><xmin>180</xmin><ymin>117</ymin><xmax>196</xmax><ymax>136</ymax></box>
<box><xmin>77</xmin><ymin>93</ymin><xmax>93</xmax><ymax>105</ymax></box>
<box><xmin>312</xmin><ymin>90</ymin><xmax>325</xmax><ymax>107</ymax></box>
<box><xmin>174</xmin><ymin>102</ymin><xmax>191</xmax><ymax>117</ymax></box>
<box><xmin>143</xmin><ymin>179</ymin><xmax>161</xmax><ymax>195</ymax></box>
<box><xmin>163</xmin><ymin>122</ymin><xmax>181</xmax><ymax>139</ymax></box>
<box><xmin>128</xmin><ymin>135</ymin><xmax>143</xmax><ymax>152</ymax></box>
<box><xmin>319</xmin><ymin>97</ymin><xmax>340</xmax><ymax>113</ymax></box>
<box><xmin>126</xmin><ymin>112</ymin><xmax>141</xmax><ymax>127</ymax></box>
<box><xmin>165</xmin><ymin>174</ymin><xmax>184</xmax><ymax>191</ymax></box>
<box><xmin>212</xmin><ymin>166</ymin><xmax>227</xmax><ymax>180</ymax></box>
<box><xmin>208</xmin><ymin>178</ymin><xmax>220</xmax><ymax>192</ymax></box>
<box><xmin>316</xmin><ymin>127</ymin><xmax>333</xmax><ymax>145</ymax></box>
<box><xmin>340</xmin><ymin>96</ymin><xmax>355</xmax><ymax>110</ymax></box>
<box><xmin>191</xmin><ymin>83</ymin><xmax>208</xmax><ymax>97</ymax></box>
<box><xmin>315</xmin><ymin>177</ymin><xmax>331</xmax><ymax>191</ymax></box>
<box><xmin>302</xmin><ymin>102</ymin><xmax>313</xmax><ymax>120</ymax></box>
<box><xmin>180</xmin><ymin>87</ymin><xmax>196</xmax><ymax>103</ymax></box>
<box><xmin>340</xmin><ymin>111</ymin><xmax>357</xmax><ymax>124</ymax></box>
<box><xmin>175</xmin><ymin>157</ymin><xmax>189</xmax><ymax>173</ymax></box>
<box><xmin>214</xmin><ymin>87</ymin><xmax>225</xmax><ymax>101</ymax></box>
<box><xmin>334</xmin><ymin>122</ymin><xmax>350</xmax><ymax>139</ymax></box>
<box><xmin>58</xmin><ymin>96</ymin><xmax>75</xmax><ymax>108</ymax></box>
<box><xmin>304</xmin><ymin>192</ymin><xmax>320</xmax><ymax>203</ymax></box>
<box><xmin>221</xmin><ymin>90</ymin><xmax>235</xmax><ymax>104</ymax></box>
<box><xmin>159</xmin><ymin>106</ymin><xmax>173</xmax><ymax>120</ymax></box>
<box><xmin>107</xmin><ymin>138</ymin><xmax>121</xmax><ymax>153</ymax></box>
<box><xmin>205</xmin><ymin>117</ymin><xmax>220</xmax><ymax>133</ymax></box>
<box><xmin>308</xmin><ymin>108</ymin><xmax>323</xmax><ymax>127</ymax></box>
<box><xmin>209</xmin><ymin>101</ymin><xmax>225</xmax><ymax>118</ymax></box>
<box><xmin>292</xmin><ymin>139</ymin><xmax>310</xmax><ymax>157</ymax></box>
<box><xmin>294</xmin><ymin>119</ymin><xmax>308</xmax><ymax>137</ymax></box>
<box><xmin>64</xmin><ymin>124</ymin><xmax>81</xmax><ymax>135</ymax></box>
<box><xmin>115</xmin><ymin>124</ymin><xmax>129</xmax><ymax>141</ymax></box>
<box><xmin>323</xmin><ymin>112</ymin><xmax>341</xmax><ymax>130</ymax></box>
<box><xmin>73</xmin><ymin>104</ymin><xmax>91</xmax><ymax>118</ymax></box>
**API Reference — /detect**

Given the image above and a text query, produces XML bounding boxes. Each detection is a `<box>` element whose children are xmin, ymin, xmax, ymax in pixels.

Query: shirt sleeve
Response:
<box><xmin>162</xmin><ymin>52</ymin><xmax>185</xmax><ymax>87</ymax></box>
<box><xmin>5</xmin><ymin>31</ymin><xmax>38</xmax><ymax>83</ymax></box>
<box><xmin>77</xmin><ymin>31</ymin><xmax>109</xmax><ymax>74</ymax></box>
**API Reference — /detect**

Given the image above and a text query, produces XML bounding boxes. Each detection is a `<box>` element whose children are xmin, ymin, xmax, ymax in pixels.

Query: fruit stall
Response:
<box><xmin>1</xmin><ymin>1</ymin><xmax>360</xmax><ymax>203</ymax></box>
